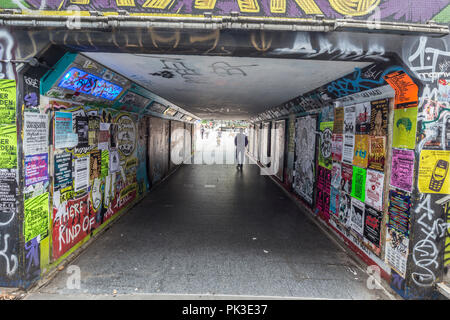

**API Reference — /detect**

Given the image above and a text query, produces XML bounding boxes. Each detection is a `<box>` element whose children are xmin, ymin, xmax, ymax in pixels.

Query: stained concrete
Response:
<box><xmin>26</xmin><ymin>164</ymin><xmax>391</xmax><ymax>300</ymax></box>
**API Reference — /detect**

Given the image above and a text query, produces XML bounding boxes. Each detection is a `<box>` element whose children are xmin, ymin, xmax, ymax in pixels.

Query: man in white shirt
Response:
<box><xmin>234</xmin><ymin>128</ymin><xmax>248</xmax><ymax>170</ymax></box>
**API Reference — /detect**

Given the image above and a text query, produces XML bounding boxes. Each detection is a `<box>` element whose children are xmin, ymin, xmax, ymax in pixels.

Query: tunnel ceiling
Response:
<box><xmin>83</xmin><ymin>53</ymin><xmax>370</xmax><ymax>120</ymax></box>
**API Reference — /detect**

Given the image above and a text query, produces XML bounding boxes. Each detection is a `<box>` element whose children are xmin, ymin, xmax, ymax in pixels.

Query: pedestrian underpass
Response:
<box><xmin>0</xmin><ymin>12</ymin><xmax>450</xmax><ymax>299</ymax></box>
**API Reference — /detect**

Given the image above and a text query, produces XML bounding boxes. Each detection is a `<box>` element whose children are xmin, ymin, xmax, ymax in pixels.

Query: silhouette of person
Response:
<box><xmin>235</xmin><ymin>128</ymin><xmax>248</xmax><ymax>170</ymax></box>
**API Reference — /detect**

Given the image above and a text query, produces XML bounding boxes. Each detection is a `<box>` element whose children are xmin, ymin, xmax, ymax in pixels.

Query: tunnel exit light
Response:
<box><xmin>58</xmin><ymin>67</ymin><xmax>123</xmax><ymax>101</ymax></box>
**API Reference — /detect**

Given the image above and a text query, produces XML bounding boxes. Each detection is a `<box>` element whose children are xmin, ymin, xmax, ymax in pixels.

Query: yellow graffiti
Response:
<box><xmin>69</xmin><ymin>0</ymin><xmax>90</xmax><ymax>4</ymax></box>
<box><xmin>250</xmin><ymin>31</ymin><xmax>272</xmax><ymax>52</ymax></box>
<box><xmin>195</xmin><ymin>0</ymin><xmax>217</xmax><ymax>10</ymax></box>
<box><xmin>116</xmin><ymin>0</ymin><xmax>136</xmax><ymax>6</ymax></box>
<box><xmin>189</xmin><ymin>30</ymin><xmax>220</xmax><ymax>53</ymax></box>
<box><xmin>237</xmin><ymin>0</ymin><xmax>260</xmax><ymax>12</ymax></box>
<box><xmin>142</xmin><ymin>0</ymin><xmax>175</xmax><ymax>9</ymax></box>
<box><xmin>149</xmin><ymin>29</ymin><xmax>180</xmax><ymax>48</ymax></box>
<box><xmin>294</xmin><ymin>0</ymin><xmax>323</xmax><ymax>14</ymax></box>
<box><xmin>270</xmin><ymin>0</ymin><xmax>285</xmax><ymax>13</ymax></box>
<box><xmin>329</xmin><ymin>0</ymin><xmax>380</xmax><ymax>16</ymax></box>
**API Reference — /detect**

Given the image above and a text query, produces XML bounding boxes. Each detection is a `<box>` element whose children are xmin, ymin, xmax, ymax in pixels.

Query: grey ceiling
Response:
<box><xmin>83</xmin><ymin>53</ymin><xmax>370</xmax><ymax>120</ymax></box>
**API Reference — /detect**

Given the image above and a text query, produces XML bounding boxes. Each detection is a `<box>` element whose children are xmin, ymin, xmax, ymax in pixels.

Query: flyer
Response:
<box><xmin>351</xmin><ymin>166</ymin><xmax>366</xmax><ymax>202</ymax></box>
<box><xmin>24</xmin><ymin>113</ymin><xmax>48</xmax><ymax>156</ymax></box>
<box><xmin>383</xmin><ymin>70</ymin><xmax>418</xmax><ymax>109</ymax></box>
<box><xmin>54</xmin><ymin>152</ymin><xmax>72</xmax><ymax>191</ymax></box>
<box><xmin>393</xmin><ymin>107</ymin><xmax>418</xmax><ymax>150</ymax></box>
<box><xmin>24</xmin><ymin>192</ymin><xmax>49</xmax><ymax>243</ymax></box>
<box><xmin>350</xmin><ymin>197</ymin><xmax>365</xmax><ymax>236</ymax></box>
<box><xmin>0</xmin><ymin>169</ymin><xmax>17</xmax><ymax>213</ymax></box>
<box><xmin>109</xmin><ymin>149</ymin><xmax>120</xmax><ymax>173</ymax></box>
<box><xmin>329</xmin><ymin>187</ymin><xmax>340</xmax><ymax>216</ymax></box>
<box><xmin>355</xmin><ymin>102</ymin><xmax>371</xmax><ymax>135</ymax></box>
<box><xmin>101</xmin><ymin>150</ymin><xmax>109</xmax><ymax>178</ymax></box>
<box><xmin>331</xmin><ymin>162</ymin><xmax>342</xmax><ymax>189</ymax></box>
<box><xmin>369</xmin><ymin>99</ymin><xmax>388</xmax><ymax>136</ymax></box>
<box><xmin>341</xmin><ymin>163</ymin><xmax>353</xmax><ymax>194</ymax></box>
<box><xmin>90</xmin><ymin>150</ymin><xmax>101</xmax><ymax>181</ymax></box>
<box><xmin>364</xmin><ymin>206</ymin><xmax>382</xmax><ymax>248</ymax></box>
<box><xmin>365</xmin><ymin>169</ymin><xmax>384</xmax><ymax>211</ymax></box>
<box><xmin>332</xmin><ymin>134</ymin><xmax>343</xmax><ymax>162</ymax></box>
<box><xmin>0</xmin><ymin>124</ymin><xmax>17</xmax><ymax>168</ymax></box>
<box><xmin>319</xmin><ymin>121</ymin><xmax>333</xmax><ymax>169</ymax></box>
<box><xmin>368</xmin><ymin>136</ymin><xmax>386</xmax><ymax>172</ymax></box>
<box><xmin>339</xmin><ymin>191</ymin><xmax>352</xmax><ymax>227</ymax></box>
<box><xmin>24</xmin><ymin>153</ymin><xmax>49</xmax><ymax>187</ymax></box>
<box><xmin>0</xmin><ymin>80</ymin><xmax>16</xmax><ymax>125</ymax></box>
<box><xmin>74</xmin><ymin>156</ymin><xmax>89</xmax><ymax>192</ymax></box>
<box><xmin>333</xmin><ymin>107</ymin><xmax>344</xmax><ymax>134</ymax></box>
<box><xmin>385</xmin><ymin>227</ymin><xmax>409</xmax><ymax>278</ymax></box>
<box><xmin>388</xmin><ymin>190</ymin><xmax>411</xmax><ymax>236</ymax></box>
<box><xmin>342</xmin><ymin>134</ymin><xmax>355</xmax><ymax>164</ymax></box>
<box><xmin>55</xmin><ymin>112</ymin><xmax>78</xmax><ymax>149</ymax></box>
<box><xmin>418</xmin><ymin>149</ymin><xmax>450</xmax><ymax>194</ymax></box>
<box><xmin>353</xmin><ymin>135</ymin><xmax>369</xmax><ymax>168</ymax></box>
<box><xmin>75</xmin><ymin>115</ymin><xmax>89</xmax><ymax>148</ymax></box>
<box><xmin>390</xmin><ymin>148</ymin><xmax>415</xmax><ymax>192</ymax></box>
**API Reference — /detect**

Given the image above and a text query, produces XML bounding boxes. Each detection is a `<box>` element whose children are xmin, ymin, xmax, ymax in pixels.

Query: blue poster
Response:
<box><xmin>54</xmin><ymin>112</ymin><xmax>78</xmax><ymax>149</ymax></box>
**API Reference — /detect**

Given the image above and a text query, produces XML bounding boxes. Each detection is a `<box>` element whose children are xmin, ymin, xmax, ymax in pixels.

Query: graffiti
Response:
<box><xmin>411</xmin><ymin>194</ymin><xmax>448</xmax><ymax>287</ymax></box>
<box><xmin>2</xmin><ymin>0</ymin><xmax>449</xmax><ymax>23</ymax></box>
<box><xmin>0</xmin><ymin>233</ymin><xmax>18</xmax><ymax>276</ymax></box>
<box><xmin>210</xmin><ymin>61</ymin><xmax>258</xmax><ymax>77</ymax></box>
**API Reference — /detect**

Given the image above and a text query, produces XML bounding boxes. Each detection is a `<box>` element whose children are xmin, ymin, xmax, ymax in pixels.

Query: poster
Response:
<box><xmin>338</xmin><ymin>191</ymin><xmax>352</xmax><ymax>227</ymax></box>
<box><xmin>88</xmin><ymin>116</ymin><xmax>100</xmax><ymax>146</ymax></box>
<box><xmin>24</xmin><ymin>192</ymin><xmax>49</xmax><ymax>243</ymax></box>
<box><xmin>319</xmin><ymin>121</ymin><xmax>333</xmax><ymax>169</ymax></box>
<box><xmin>351</xmin><ymin>166</ymin><xmax>366</xmax><ymax>202</ymax></box>
<box><xmin>75</xmin><ymin>115</ymin><xmax>89</xmax><ymax>147</ymax></box>
<box><xmin>98</xmin><ymin>122</ymin><xmax>110</xmax><ymax>150</ymax></box>
<box><xmin>293</xmin><ymin>116</ymin><xmax>317</xmax><ymax>205</ymax></box>
<box><xmin>0</xmin><ymin>169</ymin><xmax>17</xmax><ymax>213</ymax></box>
<box><xmin>341</xmin><ymin>163</ymin><xmax>353</xmax><ymax>194</ymax></box>
<box><xmin>370</xmin><ymin>99</ymin><xmax>388</xmax><ymax>136</ymax></box>
<box><xmin>117</xmin><ymin>115</ymin><xmax>136</xmax><ymax>157</ymax></box>
<box><xmin>329</xmin><ymin>187</ymin><xmax>340</xmax><ymax>216</ymax></box>
<box><xmin>101</xmin><ymin>150</ymin><xmax>109</xmax><ymax>178</ymax></box>
<box><xmin>368</xmin><ymin>136</ymin><xmax>386</xmax><ymax>172</ymax></box>
<box><xmin>331</xmin><ymin>162</ymin><xmax>342</xmax><ymax>189</ymax></box>
<box><xmin>383</xmin><ymin>70</ymin><xmax>418</xmax><ymax>109</ymax></box>
<box><xmin>390</xmin><ymin>149</ymin><xmax>415</xmax><ymax>192</ymax></box>
<box><xmin>343</xmin><ymin>105</ymin><xmax>356</xmax><ymax>164</ymax></box>
<box><xmin>0</xmin><ymin>124</ymin><xmax>17</xmax><ymax>168</ymax></box>
<box><xmin>333</xmin><ymin>107</ymin><xmax>344</xmax><ymax>134</ymax></box>
<box><xmin>54</xmin><ymin>152</ymin><xmax>72</xmax><ymax>191</ymax></box>
<box><xmin>24</xmin><ymin>113</ymin><xmax>48</xmax><ymax>156</ymax></box>
<box><xmin>331</xmin><ymin>134</ymin><xmax>343</xmax><ymax>162</ymax></box>
<box><xmin>365</xmin><ymin>169</ymin><xmax>384</xmax><ymax>211</ymax></box>
<box><xmin>353</xmin><ymin>135</ymin><xmax>369</xmax><ymax>168</ymax></box>
<box><xmin>364</xmin><ymin>206</ymin><xmax>382</xmax><ymax>248</ymax></box>
<box><xmin>74</xmin><ymin>156</ymin><xmax>89</xmax><ymax>192</ymax></box>
<box><xmin>0</xmin><ymin>80</ymin><xmax>16</xmax><ymax>125</ymax></box>
<box><xmin>25</xmin><ymin>153</ymin><xmax>49</xmax><ymax>187</ymax></box>
<box><xmin>316</xmin><ymin>166</ymin><xmax>331</xmax><ymax>221</ymax></box>
<box><xmin>385</xmin><ymin>227</ymin><xmax>409</xmax><ymax>278</ymax></box>
<box><xmin>344</xmin><ymin>105</ymin><xmax>356</xmax><ymax>135</ymax></box>
<box><xmin>355</xmin><ymin>102</ymin><xmax>371</xmax><ymax>134</ymax></box>
<box><xmin>388</xmin><ymin>190</ymin><xmax>411</xmax><ymax>236</ymax></box>
<box><xmin>109</xmin><ymin>149</ymin><xmax>120</xmax><ymax>173</ymax></box>
<box><xmin>418</xmin><ymin>150</ymin><xmax>450</xmax><ymax>194</ymax></box>
<box><xmin>52</xmin><ymin>193</ymin><xmax>91</xmax><ymax>260</ymax></box>
<box><xmin>55</xmin><ymin>112</ymin><xmax>78</xmax><ymax>149</ymax></box>
<box><xmin>350</xmin><ymin>197</ymin><xmax>365</xmax><ymax>236</ymax></box>
<box><xmin>393</xmin><ymin>107</ymin><xmax>418</xmax><ymax>150</ymax></box>
<box><xmin>90</xmin><ymin>150</ymin><xmax>101</xmax><ymax>181</ymax></box>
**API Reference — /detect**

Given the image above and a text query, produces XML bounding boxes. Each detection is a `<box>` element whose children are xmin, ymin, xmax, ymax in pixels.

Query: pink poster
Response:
<box><xmin>332</xmin><ymin>134</ymin><xmax>343</xmax><ymax>162</ymax></box>
<box><xmin>365</xmin><ymin>169</ymin><xmax>384</xmax><ymax>211</ymax></box>
<box><xmin>390</xmin><ymin>149</ymin><xmax>415</xmax><ymax>192</ymax></box>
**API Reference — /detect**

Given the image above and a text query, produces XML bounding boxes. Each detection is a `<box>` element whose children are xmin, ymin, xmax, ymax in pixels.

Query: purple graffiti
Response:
<box><xmin>379</xmin><ymin>0</ymin><xmax>448</xmax><ymax>23</ymax></box>
<box><xmin>25</xmin><ymin>237</ymin><xmax>39</xmax><ymax>273</ymax></box>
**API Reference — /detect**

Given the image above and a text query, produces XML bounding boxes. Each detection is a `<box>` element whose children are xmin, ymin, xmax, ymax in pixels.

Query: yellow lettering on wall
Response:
<box><xmin>142</xmin><ymin>0</ymin><xmax>174</xmax><ymax>9</ymax></box>
<box><xmin>195</xmin><ymin>0</ymin><xmax>217</xmax><ymax>10</ymax></box>
<box><xmin>237</xmin><ymin>0</ymin><xmax>260</xmax><ymax>13</ymax></box>
<box><xmin>270</xmin><ymin>0</ymin><xmax>286</xmax><ymax>13</ymax></box>
<box><xmin>116</xmin><ymin>0</ymin><xmax>136</xmax><ymax>6</ymax></box>
<box><xmin>294</xmin><ymin>0</ymin><xmax>322</xmax><ymax>14</ymax></box>
<box><xmin>329</xmin><ymin>0</ymin><xmax>380</xmax><ymax>16</ymax></box>
<box><xmin>69</xmin><ymin>0</ymin><xmax>90</xmax><ymax>4</ymax></box>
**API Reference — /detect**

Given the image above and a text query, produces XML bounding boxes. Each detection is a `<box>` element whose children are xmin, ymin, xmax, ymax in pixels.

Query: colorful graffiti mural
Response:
<box><xmin>1</xmin><ymin>0</ymin><xmax>449</xmax><ymax>23</ymax></box>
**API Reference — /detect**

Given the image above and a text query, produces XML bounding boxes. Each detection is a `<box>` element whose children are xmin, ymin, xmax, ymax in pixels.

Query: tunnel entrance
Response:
<box><xmin>3</xmin><ymin>29</ymin><xmax>432</xmax><ymax>299</ymax></box>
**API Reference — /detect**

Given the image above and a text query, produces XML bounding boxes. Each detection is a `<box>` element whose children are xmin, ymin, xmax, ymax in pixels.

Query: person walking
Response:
<box><xmin>235</xmin><ymin>128</ymin><xmax>248</xmax><ymax>170</ymax></box>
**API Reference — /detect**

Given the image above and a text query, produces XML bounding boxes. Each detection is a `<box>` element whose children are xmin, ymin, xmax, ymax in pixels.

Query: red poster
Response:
<box><xmin>52</xmin><ymin>193</ymin><xmax>93</xmax><ymax>260</ymax></box>
<box><xmin>332</xmin><ymin>134</ymin><xmax>343</xmax><ymax>162</ymax></box>
<box><xmin>341</xmin><ymin>163</ymin><xmax>353</xmax><ymax>195</ymax></box>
